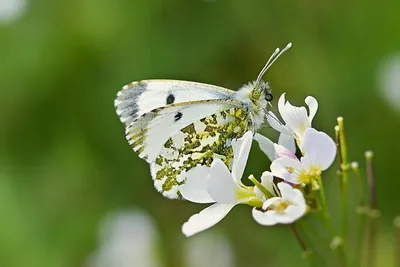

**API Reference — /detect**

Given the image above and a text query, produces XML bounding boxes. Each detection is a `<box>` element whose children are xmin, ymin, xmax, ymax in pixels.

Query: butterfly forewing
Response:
<box><xmin>115</xmin><ymin>80</ymin><xmax>235</xmax><ymax>125</ymax></box>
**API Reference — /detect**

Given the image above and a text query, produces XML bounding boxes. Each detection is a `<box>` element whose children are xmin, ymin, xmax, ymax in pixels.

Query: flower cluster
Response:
<box><xmin>180</xmin><ymin>93</ymin><xmax>337</xmax><ymax>237</ymax></box>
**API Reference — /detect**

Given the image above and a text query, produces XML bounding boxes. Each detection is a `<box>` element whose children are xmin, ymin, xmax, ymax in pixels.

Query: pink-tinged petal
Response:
<box><xmin>301</xmin><ymin>128</ymin><xmax>337</xmax><ymax>170</ymax></box>
<box><xmin>252</xmin><ymin>208</ymin><xmax>278</xmax><ymax>226</ymax></box>
<box><xmin>270</xmin><ymin>158</ymin><xmax>303</xmax><ymax>184</ymax></box>
<box><xmin>262</xmin><ymin>197</ymin><xmax>281</xmax><ymax>210</ymax></box>
<box><xmin>180</xmin><ymin>166</ymin><xmax>214</xmax><ymax>203</ymax></box>
<box><xmin>182</xmin><ymin>203</ymin><xmax>235</xmax><ymax>237</ymax></box>
<box><xmin>274</xmin><ymin>143</ymin><xmax>296</xmax><ymax>159</ymax></box>
<box><xmin>266</xmin><ymin>112</ymin><xmax>290</xmax><ymax>134</ymax></box>
<box><xmin>272</xmin><ymin>157</ymin><xmax>304</xmax><ymax>172</ymax></box>
<box><xmin>305</xmin><ymin>96</ymin><xmax>318</xmax><ymax>124</ymax></box>
<box><xmin>232</xmin><ymin>131</ymin><xmax>253</xmax><ymax>182</ymax></box>
<box><xmin>206</xmin><ymin>159</ymin><xmax>236</xmax><ymax>203</ymax></box>
<box><xmin>270</xmin><ymin>162</ymin><xmax>297</xmax><ymax>184</ymax></box>
<box><xmin>278</xmin><ymin>133</ymin><xmax>296</xmax><ymax>154</ymax></box>
<box><xmin>254</xmin><ymin>133</ymin><xmax>276</xmax><ymax>161</ymax></box>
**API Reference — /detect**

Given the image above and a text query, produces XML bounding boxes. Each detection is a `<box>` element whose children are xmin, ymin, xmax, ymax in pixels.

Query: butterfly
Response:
<box><xmin>115</xmin><ymin>43</ymin><xmax>292</xmax><ymax>199</ymax></box>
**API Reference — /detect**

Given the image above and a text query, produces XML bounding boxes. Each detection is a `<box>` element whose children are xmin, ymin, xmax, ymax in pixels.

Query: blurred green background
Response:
<box><xmin>1</xmin><ymin>0</ymin><xmax>399</xmax><ymax>266</ymax></box>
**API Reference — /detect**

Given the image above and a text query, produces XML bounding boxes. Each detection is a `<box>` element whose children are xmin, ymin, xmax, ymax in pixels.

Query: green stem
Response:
<box><xmin>365</xmin><ymin>151</ymin><xmax>377</xmax><ymax>267</ymax></box>
<box><xmin>291</xmin><ymin>224</ymin><xmax>314</xmax><ymax>266</ymax></box>
<box><xmin>337</xmin><ymin>117</ymin><xmax>349</xmax><ymax>245</ymax></box>
<box><xmin>248</xmin><ymin>175</ymin><xmax>274</xmax><ymax>198</ymax></box>
<box><xmin>317</xmin><ymin>175</ymin><xmax>331</xmax><ymax>231</ymax></box>
<box><xmin>394</xmin><ymin>217</ymin><xmax>400</xmax><ymax>267</ymax></box>
<box><xmin>351</xmin><ymin>162</ymin><xmax>367</xmax><ymax>267</ymax></box>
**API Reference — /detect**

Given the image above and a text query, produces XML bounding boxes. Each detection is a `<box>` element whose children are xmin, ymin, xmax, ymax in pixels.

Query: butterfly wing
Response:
<box><xmin>115</xmin><ymin>80</ymin><xmax>236</xmax><ymax>125</ymax></box>
<box><xmin>115</xmin><ymin>80</ymin><xmax>253</xmax><ymax>199</ymax></box>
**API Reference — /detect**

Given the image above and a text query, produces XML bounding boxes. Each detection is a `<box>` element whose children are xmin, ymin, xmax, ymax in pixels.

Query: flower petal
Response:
<box><xmin>270</xmin><ymin>157</ymin><xmax>303</xmax><ymax>184</ymax></box>
<box><xmin>260</xmin><ymin>171</ymin><xmax>274</xmax><ymax>194</ymax></box>
<box><xmin>277</xmin><ymin>182</ymin><xmax>297</xmax><ymax>200</ymax></box>
<box><xmin>277</xmin><ymin>93</ymin><xmax>287</xmax><ymax>116</ymax></box>
<box><xmin>252</xmin><ymin>208</ymin><xmax>278</xmax><ymax>226</ymax></box>
<box><xmin>305</xmin><ymin>96</ymin><xmax>318</xmax><ymax>124</ymax></box>
<box><xmin>206</xmin><ymin>159</ymin><xmax>236</xmax><ymax>203</ymax></box>
<box><xmin>262</xmin><ymin>197</ymin><xmax>281</xmax><ymax>210</ymax></box>
<box><xmin>266</xmin><ymin>111</ymin><xmax>290</xmax><ymax>134</ymax></box>
<box><xmin>285</xmin><ymin>202</ymin><xmax>307</xmax><ymax>222</ymax></box>
<box><xmin>254</xmin><ymin>133</ymin><xmax>276</xmax><ymax>161</ymax></box>
<box><xmin>232</xmin><ymin>131</ymin><xmax>253</xmax><ymax>182</ymax></box>
<box><xmin>180</xmin><ymin>166</ymin><xmax>214</xmax><ymax>203</ymax></box>
<box><xmin>278</xmin><ymin>93</ymin><xmax>310</xmax><ymax>139</ymax></box>
<box><xmin>274</xmin><ymin>143</ymin><xmax>296</xmax><ymax>159</ymax></box>
<box><xmin>182</xmin><ymin>203</ymin><xmax>235</xmax><ymax>237</ymax></box>
<box><xmin>273</xmin><ymin>211</ymin><xmax>298</xmax><ymax>224</ymax></box>
<box><xmin>278</xmin><ymin>133</ymin><xmax>296</xmax><ymax>154</ymax></box>
<box><xmin>300</xmin><ymin>128</ymin><xmax>336</xmax><ymax>170</ymax></box>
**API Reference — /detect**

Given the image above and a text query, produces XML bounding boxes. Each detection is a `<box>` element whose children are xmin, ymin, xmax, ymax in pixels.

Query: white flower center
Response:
<box><xmin>272</xmin><ymin>199</ymin><xmax>291</xmax><ymax>214</ymax></box>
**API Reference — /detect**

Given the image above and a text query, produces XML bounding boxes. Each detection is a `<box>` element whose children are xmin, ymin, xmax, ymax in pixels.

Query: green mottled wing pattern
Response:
<box><xmin>150</xmin><ymin>107</ymin><xmax>251</xmax><ymax>198</ymax></box>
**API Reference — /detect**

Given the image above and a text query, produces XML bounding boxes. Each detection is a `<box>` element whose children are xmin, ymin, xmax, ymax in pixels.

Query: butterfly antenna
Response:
<box><xmin>256</xmin><ymin>42</ymin><xmax>293</xmax><ymax>86</ymax></box>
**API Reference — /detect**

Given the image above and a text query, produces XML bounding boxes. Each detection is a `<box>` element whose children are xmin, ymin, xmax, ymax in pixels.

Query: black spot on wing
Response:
<box><xmin>166</xmin><ymin>93</ymin><xmax>175</xmax><ymax>104</ymax></box>
<box><xmin>174</xmin><ymin>112</ymin><xmax>183</xmax><ymax>122</ymax></box>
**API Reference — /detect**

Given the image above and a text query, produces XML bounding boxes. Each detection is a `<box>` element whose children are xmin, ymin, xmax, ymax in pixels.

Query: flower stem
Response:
<box><xmin>317</xmin><ymin>175</ymin><xmax>347</xmax><ymax>267</ymax></box>
<box><xmin>291</xmin><ymin>224</ymin><xmax>314</xmax><ymax>266</ymax></box>
<box><xmin>365</xmin><ymin>151</ymin><xmax>378</xmax><ymax>267</ymax></box>
<box><xmin>248</xmin><ymin>175</ymin><xmax>274</xmax><ymax>198</ymax></box>
<box><xmin>351</xmin><ymin>162</ymin><xmax>367</xmax><ymax>267</ymax></box>
<box><xmin>336</xmin><ymin>117</ymin><xmax>349</xmax><ymax>244</ymax></box>
<box><xmin>351</xmin><ymin>162</ymin><xmax>366</xmax><ymax>206</ymax></box>
<box><xmin>394</xmin><ymin>216</ymin><xmax>400</xmax><ymax>267</ymax></box>
<box><xmin>317</xmin><ymin>175</ymin><xmax>331</xmax><ymax>231</ymax></box>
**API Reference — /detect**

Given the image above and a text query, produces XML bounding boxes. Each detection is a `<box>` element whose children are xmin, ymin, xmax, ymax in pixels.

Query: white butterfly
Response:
<box><xmin>115</xmin><ymin>43</ymin><xmax>292</xmax><ymax>199</ymax></box>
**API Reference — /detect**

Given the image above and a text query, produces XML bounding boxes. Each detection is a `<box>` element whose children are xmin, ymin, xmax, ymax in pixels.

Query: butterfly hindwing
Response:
<box><xmin>125</xmin><ymin>99</ymin><xmax>243</xmax><ymax>163</ymax></box>
<box><xmin>149</xmin><ymin>106</ymin><xmax>251</xmax><ymax>199</ymax></box>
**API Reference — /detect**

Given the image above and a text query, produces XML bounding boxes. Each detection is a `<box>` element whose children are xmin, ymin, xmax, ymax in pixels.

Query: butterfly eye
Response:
<box><xmin>265</xmin><ymin>93</ymin><xmax>273</xmax><ymax>101</ymax></box>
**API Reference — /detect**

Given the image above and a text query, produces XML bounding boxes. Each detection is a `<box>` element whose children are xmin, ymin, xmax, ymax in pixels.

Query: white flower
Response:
<box><xmin>87</xmin><ymin>210</ymin><xmax>161</xmax><ymax>267</ymax></box>
<box><xmin>252</xmin><ymin>182</ymin><xmax>307</xmax><ymax>225</ymax></box>
<box><xmin>183</xmin><ymin>232</ymin><xmax>235</xmax><ymax>267</ymax></box>
<box><xmin>0</xmin><ymin>0</ymin><xmax>28</xmax><ymax>23</ymax></box>
<box><xmin>267</xmin><ymin>93</ymin><xmax>318</xmax><ymax>145</ymax></box>
<box><xmin>270</xmin><ymin>128</ymin><xmax>336</xmax><ymax>187</ymax></box>
<box><xmin>378</xmin><ymin>53</ymin><xmax>400</xmax><ymax>112</ymax></box>
<box><xmin>180</xmin><ymin>131</ymin><xmax>262</xmax><ymax>237</ymax></box>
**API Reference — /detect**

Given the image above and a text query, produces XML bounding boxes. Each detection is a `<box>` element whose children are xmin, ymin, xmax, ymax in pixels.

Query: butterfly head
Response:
<box><xmin>248</xmin><ymin>80</ymin><xmax>272</xmax><ymax>102</ymax></box>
